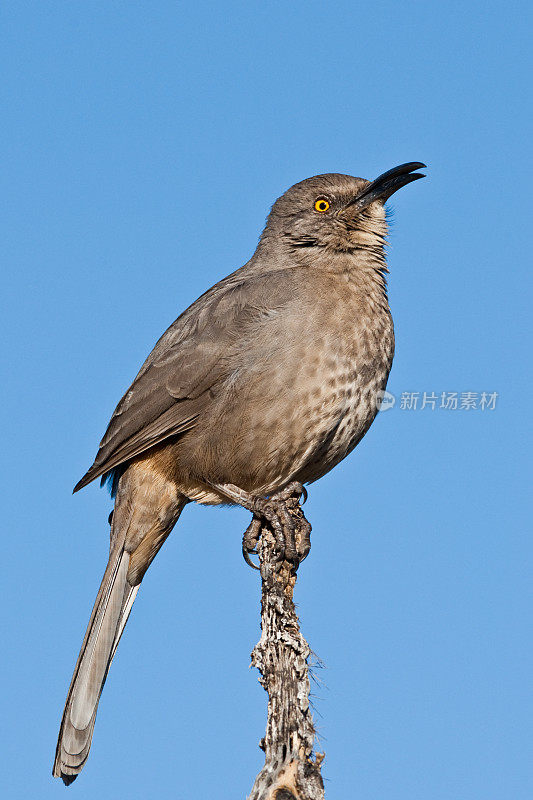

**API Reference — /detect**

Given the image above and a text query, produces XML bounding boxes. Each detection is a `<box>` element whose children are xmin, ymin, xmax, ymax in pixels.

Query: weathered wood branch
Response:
<box><xmin>247</xmin><ymin>499</ymin><xmax>325</xmax><ymax>800</ymax></box>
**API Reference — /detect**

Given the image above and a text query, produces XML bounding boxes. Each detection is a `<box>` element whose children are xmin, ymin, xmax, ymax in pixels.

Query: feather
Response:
<box><xmin>53</xmin><ymin>549</ymin><xmax>134</xmax><ymax>782</ymax></box>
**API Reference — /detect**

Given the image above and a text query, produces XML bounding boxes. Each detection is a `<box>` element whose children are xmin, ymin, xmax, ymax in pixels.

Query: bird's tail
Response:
<box><xmin>53</xmin><ymin>545</ymin><xmax>138</xmax><ymax>784</ymax></box>
<box><xmin>53</xmin><ymin>470</ymin><xmax>186</xmax><ymax>785</ymax></box>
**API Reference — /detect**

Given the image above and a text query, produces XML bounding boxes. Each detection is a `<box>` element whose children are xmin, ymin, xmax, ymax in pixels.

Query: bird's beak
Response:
<box><xmin>345</xmin><ymin>162</ymin><xmax>426</xmax><ymax>215</ymax></box>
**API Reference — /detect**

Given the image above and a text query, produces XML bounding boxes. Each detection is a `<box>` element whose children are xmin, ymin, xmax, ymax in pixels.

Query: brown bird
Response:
<box><xmin>53</xmin><ymin>162</ymin><xmax>425</xmax><ymax>783</ymax></box>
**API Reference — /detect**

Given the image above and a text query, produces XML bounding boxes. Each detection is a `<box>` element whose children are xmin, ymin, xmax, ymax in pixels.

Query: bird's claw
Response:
<box><xmin>241</xmin><ymin>484</ymin><xmax>311</xmax><ymax>570</ymax></box>
<box><xmin>242</xmin><ymin>516</ymin><xmax>262</xmax><ymax>570</ymax></box>
<box><xmin>276</xmin><ymin>481</ymin><xmax>307</xmax><ymax>505</ymax></box>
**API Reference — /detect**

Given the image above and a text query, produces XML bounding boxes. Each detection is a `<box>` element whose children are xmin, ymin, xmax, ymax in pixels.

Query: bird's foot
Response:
<box><xmin>216</xmin><ymin>481</ymin><xmax>311</xmax><ymax>570</ymax></box>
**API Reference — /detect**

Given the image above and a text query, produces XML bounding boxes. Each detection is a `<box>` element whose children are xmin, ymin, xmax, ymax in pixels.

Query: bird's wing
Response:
<box><xmin>74</xmin><ymin>268</ymin><xmax>298</xmax><ymax>491</ymax></box>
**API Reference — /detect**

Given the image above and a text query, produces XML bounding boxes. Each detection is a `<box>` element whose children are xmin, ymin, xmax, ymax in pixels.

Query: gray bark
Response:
<box><xmin>247</xmin><ymin>500</ymin><xmax>325</xmax><ymax>800</ymax></box>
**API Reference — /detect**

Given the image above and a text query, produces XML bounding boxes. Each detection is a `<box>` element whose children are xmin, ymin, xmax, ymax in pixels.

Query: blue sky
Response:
<box><xmin>2</xmin><ymin>2</ymin><xmax>531</xmax><ymax>798</ymax></box>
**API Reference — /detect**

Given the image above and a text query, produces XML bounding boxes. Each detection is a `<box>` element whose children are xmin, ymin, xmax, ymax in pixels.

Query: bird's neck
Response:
<box><xmin>297</xmin><ymin>243</ymin><xmax>389</xmax><ymax>299</ymax></box>
<box><xmin>250</xmin><ymin>236</ymin><xmax>389</xmax><ymax>303</ymax></box>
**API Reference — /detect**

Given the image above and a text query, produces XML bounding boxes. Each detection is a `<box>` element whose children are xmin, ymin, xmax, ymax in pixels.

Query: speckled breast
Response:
<box><xmin>292</xmin><ymin>307</ymin><xmax>394</xmax><ymax>486</ymax></box>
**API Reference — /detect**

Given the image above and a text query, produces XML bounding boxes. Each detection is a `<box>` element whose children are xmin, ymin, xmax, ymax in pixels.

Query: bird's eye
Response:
<box><xmin>314</xmin><ymin>198</ymin><xmax>330</xmax><ymax>213</ymax></box>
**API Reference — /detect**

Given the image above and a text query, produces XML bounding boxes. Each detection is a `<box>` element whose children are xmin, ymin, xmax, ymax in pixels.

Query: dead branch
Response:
<box><xmin>247</xmin><ymin>500</ymin><xmax>325</xmax><ymax>800</ymax></box>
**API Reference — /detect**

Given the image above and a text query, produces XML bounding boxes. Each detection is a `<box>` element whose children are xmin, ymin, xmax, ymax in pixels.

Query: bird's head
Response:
<box><xmin>263</xmin><ymin>162</ymin><xmax>426</xmax><ymax>255</ymax></box>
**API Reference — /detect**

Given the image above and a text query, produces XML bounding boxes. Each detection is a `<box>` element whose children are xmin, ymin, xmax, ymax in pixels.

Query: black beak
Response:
<box><xmin>346</xmin><ymin>162</ymin><xmax>426</xmax><ymax>214</ymax></box>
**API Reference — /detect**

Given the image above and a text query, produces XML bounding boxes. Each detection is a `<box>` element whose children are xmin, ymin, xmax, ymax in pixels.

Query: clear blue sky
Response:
<box><xmin>2</xmin><ymin>2</ymin><xmax>531</xmax><ymax>798</ymax></box>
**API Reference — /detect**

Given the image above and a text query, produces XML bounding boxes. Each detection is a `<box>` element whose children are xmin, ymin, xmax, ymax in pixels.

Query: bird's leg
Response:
<box><xmin>213</xmin><ymin>481</ymin><xmax>310</xmax><ymax>568</ymax></box>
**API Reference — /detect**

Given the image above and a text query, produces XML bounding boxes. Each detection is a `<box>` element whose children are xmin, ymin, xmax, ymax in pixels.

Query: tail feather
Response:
<box><xmin>53</xmin><ymin>548</ymin><xmax>137</xmax><ymax>784</ymax></box>
<box><xmin>54</xmin><ymin>465</ymin><xmax>186</xmax><ymax>785</ymax></box>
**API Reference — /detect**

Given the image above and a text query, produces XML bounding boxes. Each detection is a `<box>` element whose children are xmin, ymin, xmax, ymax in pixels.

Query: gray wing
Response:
<box><xmin>74</xmin><ymin>267</ymin><xmax>298</xmax><ymax>491</ymax></box>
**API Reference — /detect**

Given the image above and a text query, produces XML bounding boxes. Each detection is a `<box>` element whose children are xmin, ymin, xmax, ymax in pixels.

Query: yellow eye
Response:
<box><xmin>314</xmin><ymin>198</ymin><xmax>330</xmax><ymax>213</ymax></box>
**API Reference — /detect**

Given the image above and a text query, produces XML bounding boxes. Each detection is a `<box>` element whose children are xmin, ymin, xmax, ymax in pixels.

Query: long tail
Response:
<box><xmin>53</xmin><ymin>545</ymin><xmax>137</xmax><ymax>784</ymax></box>
<box><xmin>54</xmin><ymin>471</ymin><xmax>185</xmax><ymax>784</ymax></box>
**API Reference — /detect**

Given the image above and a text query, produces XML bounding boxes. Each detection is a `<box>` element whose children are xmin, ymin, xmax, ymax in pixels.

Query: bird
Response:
<box><xmin>53</xmin><ymin>161</ymin><xmax>426</xmax><ymax>784</ymax></box>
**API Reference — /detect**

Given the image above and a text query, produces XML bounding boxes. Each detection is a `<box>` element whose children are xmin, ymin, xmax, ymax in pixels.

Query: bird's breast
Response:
<box><xmin>244</xmin><ymin>278</ymin><xmax>395</xmax><ymax>491</ymax></box>
<box><xmin>290</xmin><ymin>312</ymin><xmax>394</xmax><ymax>485</ymax></box>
